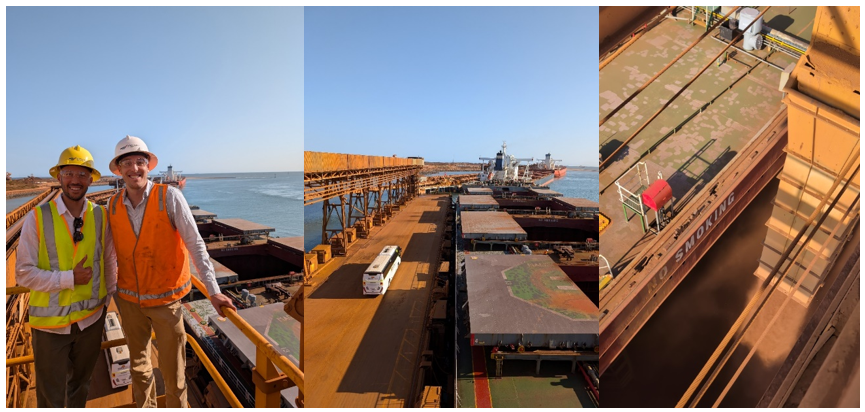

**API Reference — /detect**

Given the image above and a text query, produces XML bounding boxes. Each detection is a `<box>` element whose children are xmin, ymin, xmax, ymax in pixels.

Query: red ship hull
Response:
<box><xmin>165</xmin><ymin>177</ymin><xmax>186</xmax><ymax>189</ymax></box>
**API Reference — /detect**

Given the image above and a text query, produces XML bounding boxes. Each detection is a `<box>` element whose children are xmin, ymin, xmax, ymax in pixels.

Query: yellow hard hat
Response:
<box><xmin>49</xmin><ymin>145</ymin><xmax>102</xmax><ymax>182</ymax></box>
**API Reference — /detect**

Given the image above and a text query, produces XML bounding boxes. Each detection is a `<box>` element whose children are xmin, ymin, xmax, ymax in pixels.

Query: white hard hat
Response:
<box><xmin>109</xmin><ymin>135</ymin><xmax>159</xmax><ymax>176</ymax></box>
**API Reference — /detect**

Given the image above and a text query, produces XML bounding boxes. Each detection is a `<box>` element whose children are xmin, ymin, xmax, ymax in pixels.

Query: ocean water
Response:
<box><xmin>548</xmin><ymin>170</ymin><xmax>599</xmax><ymax>202</ymax></box>
<box><xmin>304</xmin><ymin>204</ymin><xmax>324</xmax><ymax>252</ymax></box>
<box><xmin>303</xmin><ymin>201</ymin><xmax>364</xmax><ymax>252</ymax></box>
<box><xmin>181</xmin><ymin>172</ymin><xmax>303</xmax><ymax>238</ymax></box>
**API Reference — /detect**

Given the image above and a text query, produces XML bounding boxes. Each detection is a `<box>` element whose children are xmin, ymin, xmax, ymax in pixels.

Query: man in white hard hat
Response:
<box><xmin>106</xmin><ymin>135</ymin><xmax>235</xmax><ymax>408</ymax></box>
<box><xmin>15</xmin><ymin>145</ymin><xmax>117</xmax><ymax>407</ymax></box>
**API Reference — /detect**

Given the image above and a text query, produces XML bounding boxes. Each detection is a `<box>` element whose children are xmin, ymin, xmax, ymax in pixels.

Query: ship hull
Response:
<box><xmin>599</xmin><ymin>119</ymin><xmax>788</xmax><ymax>375</ymax></box>
<box><xmin>164</xmin><ymin>177</ymin><xmax>186</xmax><ymax>189</ymax></box>
<box><xmin>554</xmin><ymin>167</ymin><xmax>567</xmax><ymax>178</ymax></box>
<box><xmin>532</xmin><ymin>171</ymin><xmax>555</xmax><ymax>186</ymax></box>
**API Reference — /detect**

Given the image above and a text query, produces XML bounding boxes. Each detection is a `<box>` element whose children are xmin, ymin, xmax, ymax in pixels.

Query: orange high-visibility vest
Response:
<box><xmin>108</xmin><ymin>184</ymin><xmax>191</xmax><ymax>307</ymax></box>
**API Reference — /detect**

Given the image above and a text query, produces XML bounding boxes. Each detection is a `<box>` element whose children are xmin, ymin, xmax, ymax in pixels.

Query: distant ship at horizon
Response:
<box><xmin>157</xmin><ymin>164</ymin><xmax>186</xmax><ymax>189</ymax></box>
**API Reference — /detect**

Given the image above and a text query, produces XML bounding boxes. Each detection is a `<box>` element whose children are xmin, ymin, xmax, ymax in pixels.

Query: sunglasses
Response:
<box><xmin>73</xmin><ymin>217</ymin><xmax>84</xmax><ymax>243</ymax></box>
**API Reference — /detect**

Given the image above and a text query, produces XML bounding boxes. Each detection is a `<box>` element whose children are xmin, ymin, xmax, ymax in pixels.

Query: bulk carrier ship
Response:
<box><xmin>599</xmin><ymin>6</ymin><xmax>859</xmax><ymax>407</ymax></box>
<box><xmin>530</xmin><ymin>153</ymin><xmax>569</xmax><ymax>183</ymax></box>
<box><xmin>478</xmin><ymin>142</ymin><xmax>568</xmax><ymax>187</ymax></box>
<box><xmin>157</xmin><ymin>165</ymin><xmax>187</xmax><ymax>189</ymax></box>
<box><xmin>454</xmin><ymin>144</ymin><xmax>600</xmax><ymax>407</ymax></box>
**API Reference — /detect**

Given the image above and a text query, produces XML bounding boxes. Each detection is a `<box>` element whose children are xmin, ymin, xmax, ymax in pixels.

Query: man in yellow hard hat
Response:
<box><xmin>106</xmin><ymin>135</ymin><xmax>236</xmax><ymax>408</ymax></box>
<box><xmin>15</xmin><ymin>145</ymin><xmax>117</xmax><ymax>407</ymax></box>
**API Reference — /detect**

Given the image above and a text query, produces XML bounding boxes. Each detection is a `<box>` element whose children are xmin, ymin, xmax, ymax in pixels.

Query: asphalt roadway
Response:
<box><xmin>305</xmin><ymin>195</ymin><xmax>449</xmax><ymax>408</ymax></box>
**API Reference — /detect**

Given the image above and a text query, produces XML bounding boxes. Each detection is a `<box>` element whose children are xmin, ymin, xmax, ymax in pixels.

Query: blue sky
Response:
<box><xmin>6</xmin><ymin>7</ymin><xmax>304</xmax><ymax>177</ymax></box>
<box><xmin>304</xmin><ymin>6</ymin><xmax>597</xmax><ymax>167</ymax></box>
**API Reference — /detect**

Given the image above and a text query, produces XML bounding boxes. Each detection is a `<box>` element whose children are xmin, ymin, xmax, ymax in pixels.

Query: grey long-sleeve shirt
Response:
<box><xmin>117</xmin><ymin>180</ymin><xmax>221</xmax><ymax>298</ymax></box>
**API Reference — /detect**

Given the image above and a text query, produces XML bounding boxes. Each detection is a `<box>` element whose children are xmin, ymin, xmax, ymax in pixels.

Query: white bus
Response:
<box><xmin>103</xmin><ymin>311</ymin><xmax>132</xmax><ymax>389</ymax></box>
<box><xmin>363</xmin><ymin>245</ymin><xmax>402</xmax><ymax>296</ymax></box>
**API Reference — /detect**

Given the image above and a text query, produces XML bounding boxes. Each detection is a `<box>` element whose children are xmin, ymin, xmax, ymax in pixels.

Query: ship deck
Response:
<box><xmin>599</xmin><ymin>7</ymin><xmax>813</xmax><ymax>290</ymax></box>
<box><xmin>189</xmin><ymin>256</ymin><xmax>240</xmax><ymax>284</ymax></box>
<box><xmin>213</xmin><ymin>218</ymin><xmax>276</xmax><ymax>237</ymax></box>
<box><xmin>191</xmin><ymin>208</ymin><xmax>217</xmax><ymax>222</ymax></box>
<box><xmin>455</xmin><ymin>190</ymin><xmax>600</xmax><ymax>408</ymax></box>
<box><xmin>555</xmin><ymin>197</ymin><xmax>601</xmax><ymax>211</ymax></box>
<box><xmin>461</xmin><ymin>211</ymin><xmax>528</xmax><ymax>240</ymax></box>
<box><xmin>457</xmin><ymin>194</ymin><xmax>500</xmax><ymax>210</ymax></box>
<box><xmin>456</xmin><ymin>344</ymin><xmax>596</xmax><ymax>408</ymax></box>
<box><xmin>527</xmin><ymin>187</ymin><xmax>563</xmax><ymax>197</ymax></box>
<box><xmin>268</xmin><ymin>236</ymin><xmax>305</xmax><ymax>251</ymax></box>
<box><xmin>465</xmin><ymin>254</ymin><xmax>598</xmax><ymax>340</ymax></box>
<box><xmin>465</xmin><ymin>186</ymin><xmax>493</xmax><ymax>195</ymax></box>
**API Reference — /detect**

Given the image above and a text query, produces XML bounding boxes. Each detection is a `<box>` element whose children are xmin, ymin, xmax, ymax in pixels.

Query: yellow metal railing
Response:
<box><xmin>185</xmin><ymin>333</ymin><xmax>244</xmax><ymax>408</ymax></box>
<box><xmin>5</xmin><ymin>281</ymin><xmax>304</xmax><ymax>408</ymax></box>
<box><xmin>6</xmin><ymin>189</ymin><xmax>56</xmax><ymax>229</ymax></box>
<box><xmin>5</xmin><ymin>286</ymin><xmax>30</xmax><ymax>296</ymax></box>
<box><xmin>188</xmin><ymin>276</ymin><xmax>304</xmax><ymax>407</ymax></box>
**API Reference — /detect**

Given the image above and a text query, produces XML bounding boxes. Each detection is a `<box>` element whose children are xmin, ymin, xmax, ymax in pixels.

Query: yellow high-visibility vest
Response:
<box><xmin>29</xmin><ymin>200</ymin><xmax>107</xmax><ymax>328</ymax></box>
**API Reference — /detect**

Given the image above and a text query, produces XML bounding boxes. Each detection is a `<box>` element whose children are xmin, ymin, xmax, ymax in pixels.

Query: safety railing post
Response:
<box><xmin>253</xmin><ymin>352</ymin><xmax>283</xmax><ymax>408</ymax></box>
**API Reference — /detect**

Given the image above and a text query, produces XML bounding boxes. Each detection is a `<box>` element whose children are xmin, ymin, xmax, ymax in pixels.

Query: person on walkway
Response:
<box><xmin>106</xmin><ymin>135</ymin><xmax>236</xmax><ymax>408</ymax></box>
<box><xmin>16</xmin><ymin>145</ymin><xmax>117</xmax><ymax>408</ymax></box>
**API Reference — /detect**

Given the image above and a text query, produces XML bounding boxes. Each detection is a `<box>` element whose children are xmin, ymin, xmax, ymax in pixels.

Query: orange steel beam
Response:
<box><xmin>7</xmin><ymin>187</ymin><xmax>114</xmax><ymax>230</ymax></box>
<box><xmin>305</xmin><ymin>152</ymin><xmax>424</xmax><ymax>259</ymax></box>
<box><xmin>304</xmin><ymin>165</ymin><xmax>419</xmax><ymax>183</ymax></box>
<box><xmin>6</xmin><ymin>189</ymin><xmax>56</xmax><ymax>229</ymax></box>
<box><xmin>304</xmin><ymin>151</ymin><xmax>423</xmax><ymax>174</ymax></box>
<box><xmin>305</xmin><ymin>165</ymin><xmax>421</xmax><ymax>205</ymax></box>
<box><xmin>87</xmin><ymin>188</ymin><xmax>118</xmax><ymax>205</ymax></box>
<box><xmin>7</xmin><ymin>190</ymin><xmax>59</xmax><ymax>250</ymax></box>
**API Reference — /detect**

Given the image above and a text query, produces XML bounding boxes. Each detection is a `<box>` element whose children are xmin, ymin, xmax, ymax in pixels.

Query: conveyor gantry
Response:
<box><xmin>303</xmin><ymin>151</ymin><xmax>423</xmax><ymax>256</ymax></box>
